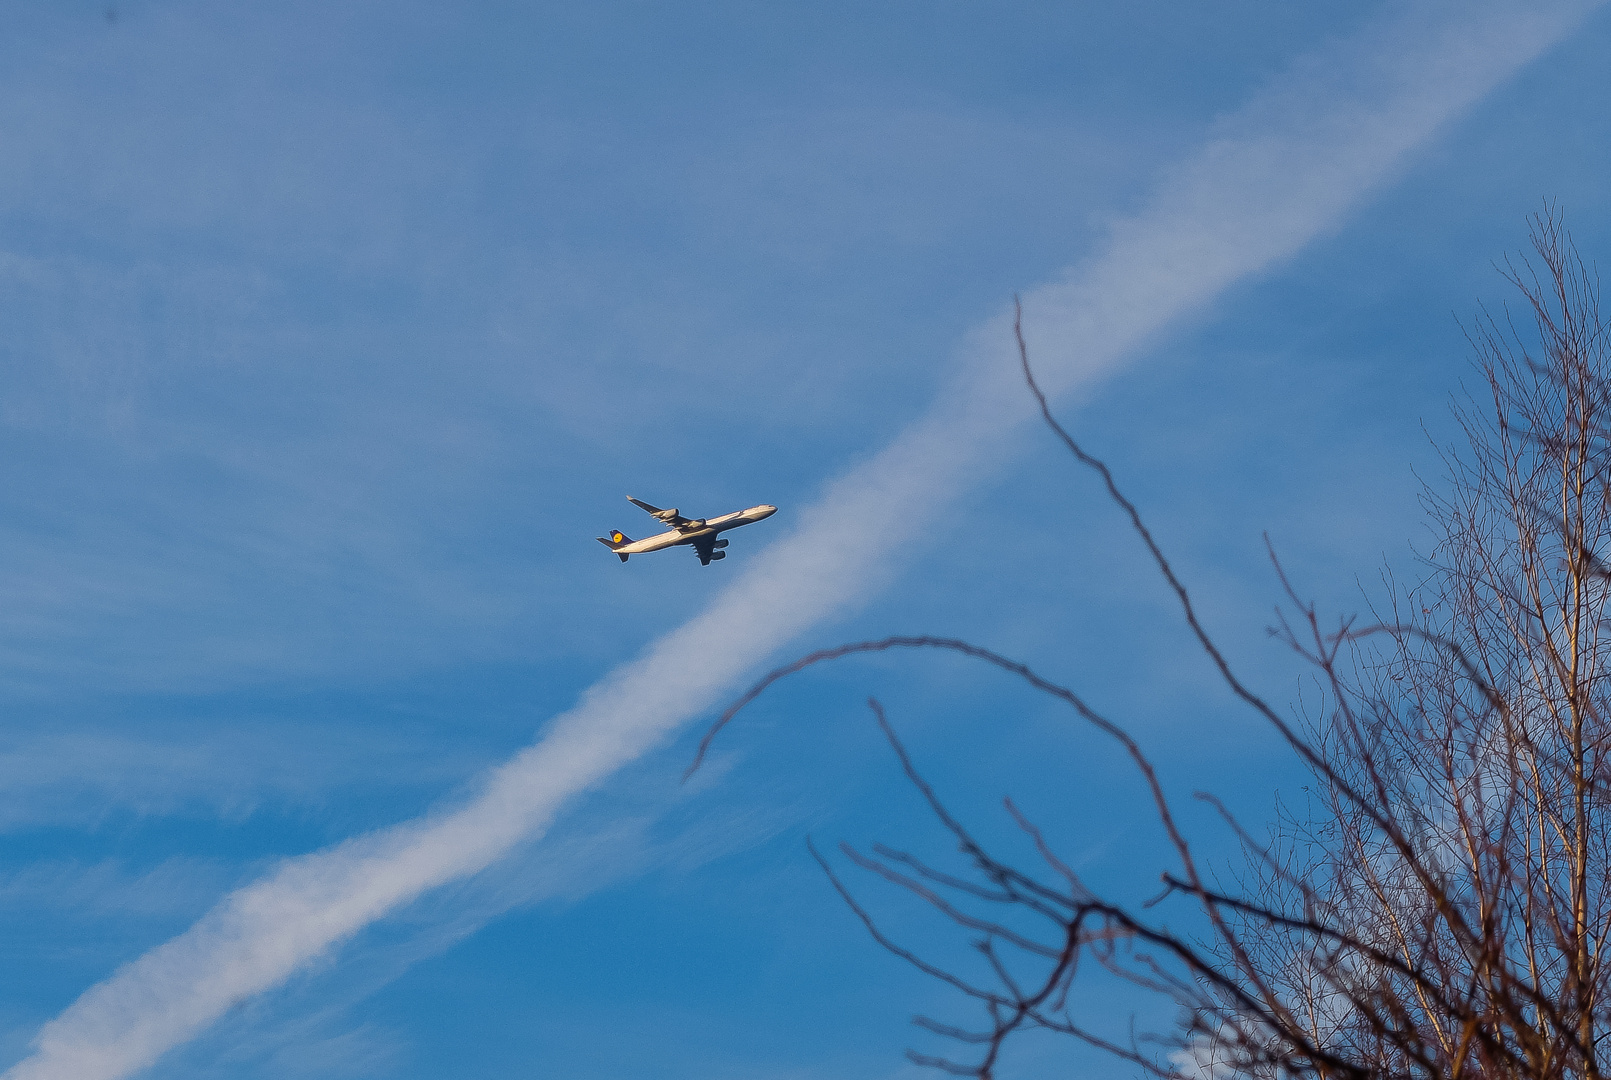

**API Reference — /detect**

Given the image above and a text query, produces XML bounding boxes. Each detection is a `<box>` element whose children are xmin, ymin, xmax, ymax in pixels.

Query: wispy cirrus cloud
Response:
<box><xmin>5</xmin><ymin>2</ymin><xmax>1602</xmax><ymax>1077</ymax></box>
<box><xmin>0</xmin><ymin>723</ymin><xmax>483</xmax><ymax>831</ymax></box>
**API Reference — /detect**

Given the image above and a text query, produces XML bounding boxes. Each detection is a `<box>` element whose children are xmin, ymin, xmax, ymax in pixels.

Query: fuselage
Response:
<box><xmin>614</xmin><ymin>504</ymin><xmax>777</xmax><ymax>554</ymax></box>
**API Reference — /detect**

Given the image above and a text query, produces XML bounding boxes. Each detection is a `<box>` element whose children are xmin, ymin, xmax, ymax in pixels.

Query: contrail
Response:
<box><xmin>7</xmin><ymin>2</ymin><xmax>1600</xmax><ymax>1077</ymax></box>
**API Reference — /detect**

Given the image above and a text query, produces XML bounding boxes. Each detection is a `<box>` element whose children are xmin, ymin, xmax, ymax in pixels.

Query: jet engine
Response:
<box><xmin>712</xmin><ymin>538</ymin><xmax>729</xmax><ymax>549</ymax></box>
<box><xmin>709</xmin><ymin>550</ymin><xmax>726</xmax><ymax>561</ymax></box>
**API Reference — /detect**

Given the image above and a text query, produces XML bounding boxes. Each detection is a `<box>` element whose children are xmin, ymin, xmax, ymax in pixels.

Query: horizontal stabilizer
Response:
<box><xmin>597</xmin><ymin>533</ymin><xmax>632</xmax><ymax>562</ymax></box>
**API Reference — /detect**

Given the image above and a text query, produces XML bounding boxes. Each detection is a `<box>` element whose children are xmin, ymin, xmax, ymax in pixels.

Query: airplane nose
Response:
<box><xmin>756</xmin><ymin>505</ymin><xmax>777</xmax><ymax>518</ymax></box>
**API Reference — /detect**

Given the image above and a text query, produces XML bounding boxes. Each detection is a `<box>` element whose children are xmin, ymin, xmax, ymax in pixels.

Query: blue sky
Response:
<box><xmin>0</xmin><ymin>2</ymin><xmax>1608</xmax><ymax>1078</ymax></box>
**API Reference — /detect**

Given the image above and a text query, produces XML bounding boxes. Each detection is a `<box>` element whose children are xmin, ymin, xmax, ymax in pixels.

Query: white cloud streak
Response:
<box><xmin>5</xmin><ymin>2</ymin><xmax>1600</xmax><ymax>1077</ymax></box>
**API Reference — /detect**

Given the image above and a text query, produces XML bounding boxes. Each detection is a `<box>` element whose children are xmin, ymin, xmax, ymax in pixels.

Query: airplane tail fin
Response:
<box><xmin>597</xmin><ymin>532</ymin><xmax>632</xmax><ymax>562</ymax></box>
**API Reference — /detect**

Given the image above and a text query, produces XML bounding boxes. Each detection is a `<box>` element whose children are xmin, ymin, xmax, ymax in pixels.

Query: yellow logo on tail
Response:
<box><xmin>611</xmin><ymin>531</ymin><xmax>625</xmax><ymax>544</ymax></box>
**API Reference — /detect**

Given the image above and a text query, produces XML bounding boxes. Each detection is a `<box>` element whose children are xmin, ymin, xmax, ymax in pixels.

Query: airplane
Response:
<box><xmin>597</xmin><ymin>496</ymin><xmax>778</xmax><ymax>565</ymax></box>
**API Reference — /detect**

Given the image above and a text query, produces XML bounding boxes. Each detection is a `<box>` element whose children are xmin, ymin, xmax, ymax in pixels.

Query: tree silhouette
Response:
<box><xmin>696</xmin><ymin>211</ymin><xmax>1611</xmax><ymax>1080</ymax></box>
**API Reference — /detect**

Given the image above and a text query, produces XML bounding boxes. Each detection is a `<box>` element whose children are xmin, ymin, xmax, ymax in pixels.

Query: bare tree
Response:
<box><xmin>692</xmin><ymin>210</ymin><xmax>1611</xmax><ymax>1079</ymax></box>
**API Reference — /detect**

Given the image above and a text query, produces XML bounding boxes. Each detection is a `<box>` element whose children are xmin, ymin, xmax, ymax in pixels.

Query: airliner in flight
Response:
<box><xmin>597</xmin><ymin>497</ymin><xmax>778</xmax><ymax>565</ymax></box>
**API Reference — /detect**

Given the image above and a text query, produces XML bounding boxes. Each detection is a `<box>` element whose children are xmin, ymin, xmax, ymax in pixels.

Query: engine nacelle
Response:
<box><xmin>656</xmin><ymin>508</ymin><xmax>681</xmax><ymax>520</ymax></box>
<box><xmin>712</xmin><ymin>538</ymin><xmax>729</xmax><ymax>549</ymax></box>
<box><xmin>709</xmin><ymin>550</ymin><xmax>726</xmax><ymax>561</ymax></box>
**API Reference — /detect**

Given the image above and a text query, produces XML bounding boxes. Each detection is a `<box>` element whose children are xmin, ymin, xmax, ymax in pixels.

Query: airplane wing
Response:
<box><xmin>690</xmin><ymin>533</ymin><xmax>719</xmax><ymax>565</ymax></box>
<box><xmin>627</xmin><ymin>496</ymin><xmax>693</xmax><ymax>528</ymax></box>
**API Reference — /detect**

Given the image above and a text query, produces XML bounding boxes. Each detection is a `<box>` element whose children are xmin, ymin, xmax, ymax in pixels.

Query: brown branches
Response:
<box><xmin>695</xmin><ymin>211</ymin><xmax>1611</xmax><ymax>1080</ymax></box>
